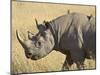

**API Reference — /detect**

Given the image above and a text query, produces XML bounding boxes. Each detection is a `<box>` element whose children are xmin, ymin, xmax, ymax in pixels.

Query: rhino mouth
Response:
<box><xmin>30</xmin><ymin>55</ymin><xmax>40</xmax><ymax>60</ymax></box>
<box><xmin>26</xmin><ymin>55</ymin><xmax>39</xmax><ymax>60</ymax></box>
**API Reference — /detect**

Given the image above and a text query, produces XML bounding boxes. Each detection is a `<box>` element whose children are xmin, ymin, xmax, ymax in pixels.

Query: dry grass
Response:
<box><xmin>11</xmin><ymin>1</ymin><xmax>96</xmax><ymax>74</ymax></box>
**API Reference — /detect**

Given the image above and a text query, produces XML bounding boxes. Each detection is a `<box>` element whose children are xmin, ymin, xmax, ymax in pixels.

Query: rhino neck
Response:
<box><xmin>49</xmin><ymin>21</ymin><xmax>59</xmax><ymax>50</ymax></box>
<box><xmin>49</xmin><ymin>14</ymin><xmax>73</xmax><ymax>51</ymax></box>
<box><xmin>49</xmin><ymin>21</ymin><xmax>67</xmax><ymax>50</ymax></box>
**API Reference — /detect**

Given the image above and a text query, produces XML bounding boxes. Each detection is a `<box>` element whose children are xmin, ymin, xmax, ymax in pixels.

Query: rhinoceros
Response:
<box><xmin>16</xmin><ymin>12</ymin><xmax>96</xmax><ymax>70</ymax></box>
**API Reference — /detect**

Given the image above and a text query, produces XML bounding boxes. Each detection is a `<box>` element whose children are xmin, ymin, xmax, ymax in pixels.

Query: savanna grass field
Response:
<box><xmin>12</xmin><ymin>1</ymin><xmax>96</xmax><ymax>74</ymax></box>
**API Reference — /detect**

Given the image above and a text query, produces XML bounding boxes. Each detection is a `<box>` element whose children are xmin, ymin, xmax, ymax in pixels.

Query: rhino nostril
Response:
<box><xmin>28</xmin><ymin>53</ymin><xmax>32</xmax><ymax>56</ymax></box>
<box><xmin>27</xmin><ymin>52</ymin><xmax>32</xmax><ymax>58</ymax></box>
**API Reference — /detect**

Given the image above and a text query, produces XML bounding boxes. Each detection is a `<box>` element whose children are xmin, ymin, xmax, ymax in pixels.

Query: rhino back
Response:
<box><xmin>49</xmin><ymin>13</ymin><xmax>95</xmax><ymax>54</ymax></box>
<box><xmin>57</xmin><ymin>13</ymin><xmax>89</xmax><ymax>50</ymax></box>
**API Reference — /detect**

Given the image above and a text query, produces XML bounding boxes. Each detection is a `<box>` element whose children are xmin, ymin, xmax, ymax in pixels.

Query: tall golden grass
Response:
<box><xmin>12</xmin><ymin>1</ymin><xmax>96</xmax><ymax>74</ymax></box>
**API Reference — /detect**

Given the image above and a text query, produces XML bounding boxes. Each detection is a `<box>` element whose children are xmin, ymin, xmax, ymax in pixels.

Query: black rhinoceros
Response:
<box><xmin>16</xmin><ymin>12</ymin><xmax>96</xmax><ymax>70</ymax></box>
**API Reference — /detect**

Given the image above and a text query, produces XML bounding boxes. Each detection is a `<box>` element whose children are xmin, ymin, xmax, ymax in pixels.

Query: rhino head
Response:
<box><xmin>16</xmin><ymin>19</ymin><xmax>55</xmax><ymax>60</ymax></box>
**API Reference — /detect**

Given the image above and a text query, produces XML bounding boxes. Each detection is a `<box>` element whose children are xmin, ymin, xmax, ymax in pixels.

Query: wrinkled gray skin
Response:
<box><xmin>16</xmin><ymin>12</ymin><xmax>96</xmax><ymax>70</ymax></box>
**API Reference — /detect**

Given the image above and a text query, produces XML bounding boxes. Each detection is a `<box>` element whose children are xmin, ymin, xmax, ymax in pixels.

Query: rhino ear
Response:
<box><xmin>27</xmin><ymin>31</ymin><xmax>34</xmax><ymax>40</ymax></box>
<box><xmin>43</xmin><ymin>20</ymin><xmax>50</xmax><ymax>30</ymax></box>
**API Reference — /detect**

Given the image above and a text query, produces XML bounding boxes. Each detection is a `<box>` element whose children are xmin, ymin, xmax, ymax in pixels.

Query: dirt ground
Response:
<box><xmin>11</xmin><ymin>1</ymin><xmax>96</xmax><ymax>74</ymax></box>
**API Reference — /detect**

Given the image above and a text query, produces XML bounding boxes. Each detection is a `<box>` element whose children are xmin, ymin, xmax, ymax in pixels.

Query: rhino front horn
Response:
<box><xmin>16</xmin><ymin>30</ymin><xmax>25</xmax><ymax>47</ymax></box>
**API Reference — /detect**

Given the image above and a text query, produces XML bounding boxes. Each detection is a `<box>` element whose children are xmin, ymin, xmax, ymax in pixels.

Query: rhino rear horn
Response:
<box><xmin>35</xmin><ymin>18</ymin><xmax>39</xmax><ymax>29</ymax></box>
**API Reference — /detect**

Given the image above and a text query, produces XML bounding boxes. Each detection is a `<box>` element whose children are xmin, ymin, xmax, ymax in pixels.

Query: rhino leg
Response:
<box><xmin>62</xmin><ymin>51</ymin><xmax>73</xmax><ymax>71</ymax></box>
<box><xmin>76</xmin><ymin>61</ymin><xmax>85</xmax><ymax>70</ymax></box>
<box><xmin>62</xmin><ymin>58</ymin><xmax>69</xmax><ymax>70</ymax></box>
<box><xmin>70</xmin><ymin>48</ymin><xmax>85</xmax><ymax>70</ymax></box>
